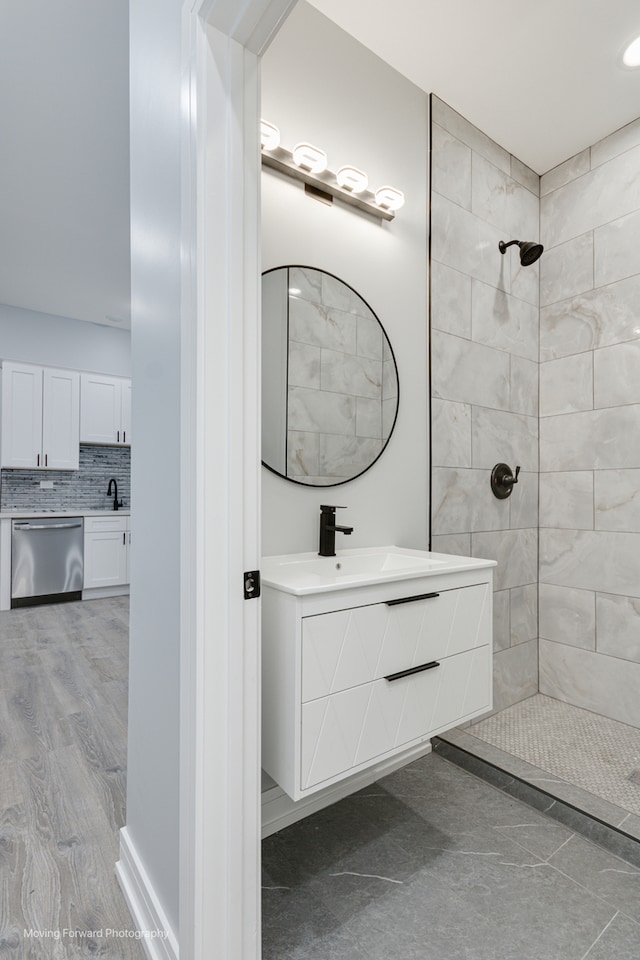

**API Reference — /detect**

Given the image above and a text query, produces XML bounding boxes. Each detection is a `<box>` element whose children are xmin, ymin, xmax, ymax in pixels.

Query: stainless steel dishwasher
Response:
<box><xmin>11</xmin><ymin>517</ymin><xmax>84</xmax><ymax>607</ymax></box>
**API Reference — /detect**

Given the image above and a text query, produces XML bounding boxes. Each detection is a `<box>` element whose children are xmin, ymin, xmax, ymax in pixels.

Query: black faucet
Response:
<box><xmin>107</xmin><ymin>478</ymin><xmax>123</xmax><ymax>511</ymax></box>
<box><xmin>318</xmin><ymin>505</ymin><xmax>353</xmax><ymax>557</ymax></box>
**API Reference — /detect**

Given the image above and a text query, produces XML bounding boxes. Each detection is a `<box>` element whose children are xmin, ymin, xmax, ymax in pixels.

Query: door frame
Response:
<box><xmin>179</xmin><ymin>2</ymin><xmax>296</xmax><ymax>958</ymax></box>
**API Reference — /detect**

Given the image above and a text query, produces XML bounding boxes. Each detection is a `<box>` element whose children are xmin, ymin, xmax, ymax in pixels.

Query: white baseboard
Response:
<box><xmin>116</xmin><ymin>827</ymin><xmax>179</xmax><ymax>960</ymax></box>
<box><xmin>83</xmin><ymin>584</ymin><xmax>130</xmax><ymax>600</ymax></box>
<box><xmin>261</xmin><ymin>741</ymin><xmax>432</xmax><ymax>838</ymax></box>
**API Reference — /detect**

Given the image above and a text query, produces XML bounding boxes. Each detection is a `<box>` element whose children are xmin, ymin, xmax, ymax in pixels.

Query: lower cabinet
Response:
<box><xmin>262</xmin><ymin>570</ymin><xmax>494</xmax><ymax>801</ymax></box>
<box><xmin>83</xmin><ymin>515</ymin><xmax>130</xmax><ymax>591</ymax></box>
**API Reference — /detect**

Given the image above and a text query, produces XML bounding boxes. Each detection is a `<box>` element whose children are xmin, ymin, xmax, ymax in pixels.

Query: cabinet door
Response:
<box><xmin>120</xmin><ymin>379</ymin><xmax>131</xmax><ymax>445</ymax></box>
<box><xmin>84</xmin><ymin>530</ymin><xmax>129</xmax><ymax>588</ymax></box>
<box><xmin>0</xmin><ymin>362</ymin><xmax>43</xmax><ymax>468</ymax></box>
<box><xmin>80</xmin><ymin>374</ymin><xmax>120</xmax><ymax>444</ymax></box>
<box><xmin>126</xmin><ymin>523</ymin><xmax>131</xmax><ymax>583</ymax></box>
<box><xmin>42</xmin><ymin>368</ymin><xmax>80</xmax><ymax>470</ymax></box>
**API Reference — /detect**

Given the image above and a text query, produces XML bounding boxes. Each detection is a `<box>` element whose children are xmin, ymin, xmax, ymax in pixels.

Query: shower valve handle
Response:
<box><xmin>490</xmin><ymin>463</ymin><xmax>520</xmax><ymax>499</ymax></box>
<box><xmin>505</xmin><ymin>465</ymin><xmax>520</xmax><ymax>487</ymax></box>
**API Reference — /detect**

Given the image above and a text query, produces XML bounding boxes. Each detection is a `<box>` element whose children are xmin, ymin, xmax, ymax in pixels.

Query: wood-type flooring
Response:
<box><xmin>0</xmin><ymin>598</ymin><xmax>146</xmax><ymax>958</ymax></box>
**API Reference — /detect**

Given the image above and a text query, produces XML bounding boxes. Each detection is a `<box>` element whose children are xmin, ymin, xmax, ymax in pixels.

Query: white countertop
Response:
<box><xmin>262</xmin><ymin>545</ymin><xmax>496</xmax><ymax>596</ymax></box>
<box><xmin>0</xmin><ymin>510</ymin><xmax>130</xmax><ymax>519</ymax></box>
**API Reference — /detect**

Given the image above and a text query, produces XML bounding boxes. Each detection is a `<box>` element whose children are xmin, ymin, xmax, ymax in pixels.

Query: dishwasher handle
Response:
<box><xmin>13</xmin><ymin>521</ymin><xmax>83</xmax><ymax>530</ymax></box>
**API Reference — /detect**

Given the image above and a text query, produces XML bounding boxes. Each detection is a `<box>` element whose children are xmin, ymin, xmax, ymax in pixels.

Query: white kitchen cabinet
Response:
<box><xmin>1</xmin><ymin>362</ymin><xmax>79</xmax><ymax>470</ymax></box>
<box><xmin>83</xmin><ymin>515</ymin><xmax>131</xmax><ymax>590</ymax></box>
<box><xmin>120</xmin><ymin>379</ymin><xmax>132</xmax><ymax>444</ymax></box>
<box><xmin>80</xmin><ymin>374</ymin><xmax>131</xmax><ymax>446</ymax></box>
<box><xmin>262</xmin><ymin>559</ymin><xmax>494</xmax><ymax>802</ymax></box>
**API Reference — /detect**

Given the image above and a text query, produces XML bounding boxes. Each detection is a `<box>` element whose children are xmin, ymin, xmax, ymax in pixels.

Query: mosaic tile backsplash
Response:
<box><xmin>0</xmin><ymin>444</ymin><xmax>131</xmax><ymax>512</ymax></box>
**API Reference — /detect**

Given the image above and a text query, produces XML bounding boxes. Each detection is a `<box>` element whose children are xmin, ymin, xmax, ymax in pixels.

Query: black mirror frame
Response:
<box><xmin>261</xmin><ymin>264</ymin><xmax>400</xmax><ymax>488</ymax></box>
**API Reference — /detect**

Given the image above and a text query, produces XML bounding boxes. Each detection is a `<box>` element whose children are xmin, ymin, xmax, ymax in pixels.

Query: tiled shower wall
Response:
<box><xmin>430</xmin><ymin>95</ymin><xmax>540</xmax><ymax>713</ymax></box>
<box><xmin>1</xmin><ymin>444</ymin><xmax>131</xmax><ymax>512</ymax></box>
<box><xmin>538</xmin><ymin>118</ymin><xmax>640</xmax><ymax>729</ymax></box>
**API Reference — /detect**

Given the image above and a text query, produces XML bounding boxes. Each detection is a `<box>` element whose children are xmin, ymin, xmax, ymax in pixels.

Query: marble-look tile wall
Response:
<box><xmin>286</xmin><ymin>267</ymin><xmax>393</xmax><ymax>485</ymax></box>
<box><xmin>430</xmin><ymin>96</ymin><xmax>540</xmax><ymax>712</ymax></box>
<box><xmin>539</xmin><ymin>117</ymin><xmax>640</xmax><ymax>729</ymax></box>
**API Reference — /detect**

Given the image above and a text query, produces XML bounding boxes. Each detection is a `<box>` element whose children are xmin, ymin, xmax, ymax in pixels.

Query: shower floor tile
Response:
<box><xmin>467</xmin><ymin>694</ymin><xmax>640</xmax><ymax>817</ymax></box>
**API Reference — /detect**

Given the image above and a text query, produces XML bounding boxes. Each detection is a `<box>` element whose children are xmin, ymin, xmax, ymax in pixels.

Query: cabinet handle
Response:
<box><xmin>123</xmin><ymin>532</ymin><xmax>126</xmax><ymax>545</ymax></box>
<box><xmin>37</xmin><ymin>454</ymin><xmax>40</xmax><ymax>467</ymax></box>
<box><xmin>45</xmin><ymin>453</ymin><xmax>48</xmax><ymax>467</ymax></box>
<box><xmin>385</xmin><ymin>592</ymin><xmax>440</xmax><ymax>606</ymax></box>
<box><xmin>123</xmin><ymin>431</ymin><xmax>126</xmax><ymax>443</ymax></box>
<box><xmin>385</xmin><ymin>661</ymin><xmax>440</xmax><ymax>682</ymax></box>
<box><xmin>117</xmin><ymin>430</ymin><xmax>120</xmax><ymax>442</ymax></box>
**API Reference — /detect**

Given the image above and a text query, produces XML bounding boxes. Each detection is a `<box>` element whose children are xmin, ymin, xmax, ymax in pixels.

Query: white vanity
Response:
<box><xmin>262</xmin><ymin>546</ymin><xmax>496</xmax><ymax>802</ymax></box>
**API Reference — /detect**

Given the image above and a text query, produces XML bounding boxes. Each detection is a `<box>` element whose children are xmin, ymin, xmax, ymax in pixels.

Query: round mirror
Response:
<box><xmin>262</xmin><ymin>266</ymin><xmax>399</xmax><ymax>486</ymax></box>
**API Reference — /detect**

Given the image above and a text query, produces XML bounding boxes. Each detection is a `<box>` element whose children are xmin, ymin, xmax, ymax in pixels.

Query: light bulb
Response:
<box><xmin>292</xmin><ymin>142</ymin><xmax>327</xmax><ymax>174</ymax></box>
<box><xmin>375</xmin><ymin>186</ymin><xmax>405</xmax><ymax>211</ymax></box>
<box><xmin>260</xmin><ymin>120</ymin><xmax>280</xmax><ymax>151</ymax></box>
<box><xmin>336</xmin><ymin>165</ymin><xmax>369</xmax><ymax>193</ymax></box>
<box><xmin>623</xmin><ymin>36</ymin><xmax>640</xmax><ymax>67</ymax></box>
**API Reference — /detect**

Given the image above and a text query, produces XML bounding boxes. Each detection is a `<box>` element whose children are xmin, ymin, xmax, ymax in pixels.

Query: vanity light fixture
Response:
<box><xmin>260</xmin><ymin>118</ymin><xmax>403</xmax><ymax>222</ymax></box>
<box><xmin>622</xmin><ymin>35</ymin><xmax>640</xmax><ymax>67</ymax></box>
<box><xmin>374</xmin><ymin>185</ymin><xmax>405</xmax><ymax>212</ymax></box>
<box><xmin>336</xmin><ymin>165</ymin><xmax>368</xmax><ymax>193</ymax></box>
<box><xmin>260</xmin><ymin>120</ymin><xmax>280</xmax><ymax>150</ymax></box>
<box><xmin>292</xmin><ymin>142</ymin><xmax>327</xmax><ymax>174</ymax></box>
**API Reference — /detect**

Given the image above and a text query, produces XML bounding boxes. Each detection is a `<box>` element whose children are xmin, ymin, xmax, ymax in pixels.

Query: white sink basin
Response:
<box><xmin>262</xmin><ymin>545</ymin><xmax>496</xmax><ymax>595</ymax></box>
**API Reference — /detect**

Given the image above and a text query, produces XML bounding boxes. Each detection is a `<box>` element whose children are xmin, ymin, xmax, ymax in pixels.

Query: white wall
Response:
<box><xmin>261</xmin><ymin>2</ymin><xmax>429</xmax><ymax>556</ymax></box>
<box><xmin>0</xmin><ymin>303</ymin><xmax>130</xmax><ymax>376</ymax></box>
<box><xmin>126</xmin><ymin>0</ymin><xmax>181</xmax><ymax>937</ymax></box>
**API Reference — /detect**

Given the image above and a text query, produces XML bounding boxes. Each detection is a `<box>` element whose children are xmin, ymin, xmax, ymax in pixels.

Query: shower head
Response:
<box><xmin>498</xmin><ymin>239</ymin><xmax>544</xmax><ymax>266</ymax></box>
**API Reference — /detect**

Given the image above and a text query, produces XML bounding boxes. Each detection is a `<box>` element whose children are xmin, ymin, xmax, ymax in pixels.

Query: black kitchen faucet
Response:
<box><xmin>107</xmin><ymin>478</ymin><xmax>123</xmax><ymax>511</ymax></box>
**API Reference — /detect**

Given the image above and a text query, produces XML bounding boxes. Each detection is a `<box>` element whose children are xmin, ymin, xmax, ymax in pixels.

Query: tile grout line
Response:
<box><xmin>579</xmin><ymin>910</ymin><xmax>618</xmax><ymax>960</ymax></box>
<box><xmin>544</xmin><ymin>833</ymin><xmax>575</xmax><ymax>861</ymax></box>
<box><xmin>539</xmin><ymin>857</ymin><xmax>640</xmax><ymax>931</ymax></box>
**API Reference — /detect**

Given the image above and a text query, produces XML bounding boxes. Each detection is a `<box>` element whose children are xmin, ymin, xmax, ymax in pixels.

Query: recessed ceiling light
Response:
<box><xmin>622</xmin><ymin>35</ymin><xmax>640</xmax><ymax>67</ymax></box>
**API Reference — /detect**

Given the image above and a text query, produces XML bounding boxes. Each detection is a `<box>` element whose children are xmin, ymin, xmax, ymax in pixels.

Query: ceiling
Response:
<box><xmin>308</xmin><ymin>0</ymin><xmax>640</xmax><ymax>175</ymax></box>
<box><xmin>2</xmin><ymin>1</ymin><xmax>640</xmax><ymax>330</ymax></box>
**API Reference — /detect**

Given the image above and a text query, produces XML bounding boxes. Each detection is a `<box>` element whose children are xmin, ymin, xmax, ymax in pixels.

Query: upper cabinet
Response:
<box><xmin>80</xmin><ymin>374</ymin><xmax>132</xmax><ymax>446</ymax></box>
<box><xmin>1</xmin><ymin>362</ymin><xmax>80</xmax><ymax>470</ymax></box>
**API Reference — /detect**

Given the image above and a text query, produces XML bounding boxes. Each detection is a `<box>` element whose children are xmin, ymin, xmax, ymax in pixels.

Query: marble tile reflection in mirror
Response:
<box><xmin>262</xmin><ymin>266</ymin><xmax>399</xmax><ymax>485</ymax></box>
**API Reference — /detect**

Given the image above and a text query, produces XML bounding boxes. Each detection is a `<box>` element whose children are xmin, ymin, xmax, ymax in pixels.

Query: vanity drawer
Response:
<box><xmin>301</xmin><ymin>582</ymin><xmax>491</xmax><ymax>703</ymax></box>
<box><xmin>300</xmin><ymin>643</ymin><xmax>490</xmax><ymax>791</ymax></box>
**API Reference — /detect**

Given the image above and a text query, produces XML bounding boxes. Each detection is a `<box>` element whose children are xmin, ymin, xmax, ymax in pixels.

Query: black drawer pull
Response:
<box><xmin>385</xmin><ymin>592</ymin><xmax>440</xmax><ymax>606</ymax></box>
<box><xmin>385</xmin><ymin>660</ymin><xmax>440</xmax><ymax>682</ymax></box>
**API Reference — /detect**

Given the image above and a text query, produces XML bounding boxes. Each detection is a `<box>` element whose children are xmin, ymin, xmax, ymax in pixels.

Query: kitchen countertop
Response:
<box><xmin>0</xmin><ymin>510</ymin><xmax>130</xmax><ymax>519</ymax></box>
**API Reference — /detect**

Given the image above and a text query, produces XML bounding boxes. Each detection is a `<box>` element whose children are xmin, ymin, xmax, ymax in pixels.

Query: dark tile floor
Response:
<box><xmin>262</xmin><ymin>753</ymin><xmax>640</xmax><ymax>960</ymax></box>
